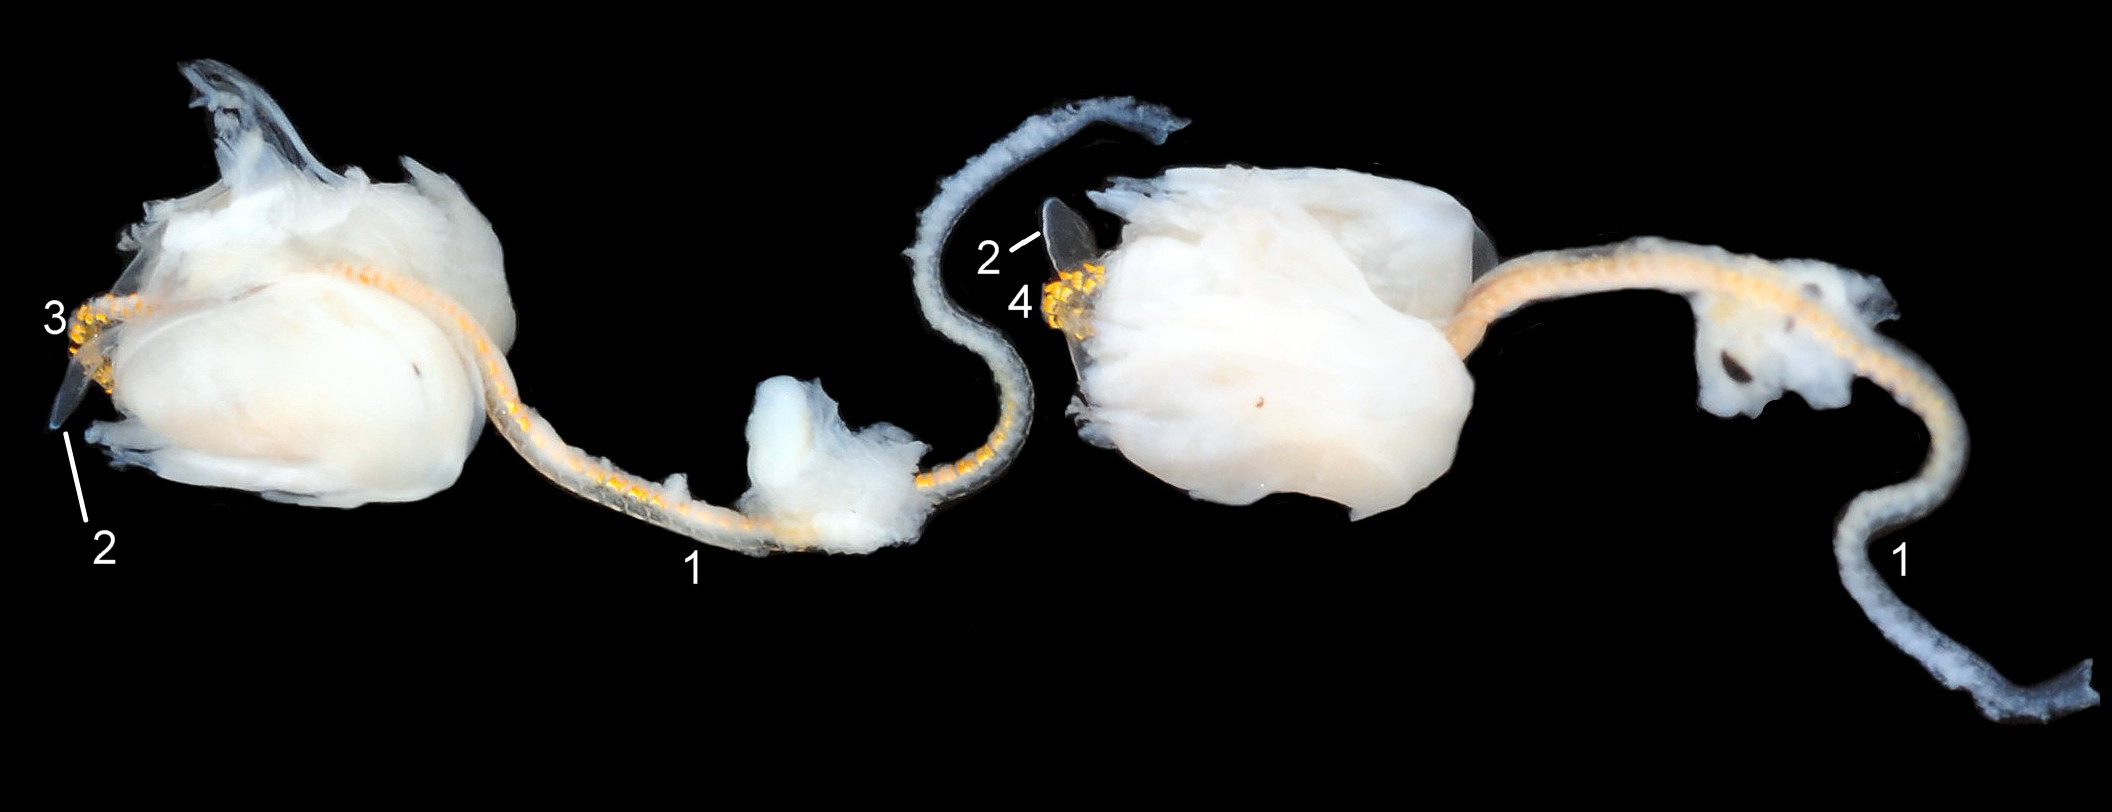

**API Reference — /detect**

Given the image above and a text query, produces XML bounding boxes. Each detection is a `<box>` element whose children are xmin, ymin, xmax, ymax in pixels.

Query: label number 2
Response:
<box><xmin>978</xmin><ymin>240</ymin><xmax>1001</xmax><ymax>274</ymax></box>
<box><xmin>94</xmin><ymin>530</ymin><xmax>115</xmax><ymax>565</ymax></box>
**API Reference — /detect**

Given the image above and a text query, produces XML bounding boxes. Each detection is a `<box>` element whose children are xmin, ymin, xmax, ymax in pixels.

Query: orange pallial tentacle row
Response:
<box><xmin>320</xmin><ymin>263</ymin><xmax>780</xmax><ymax>553</ymax></box>
<box><xmin>1041</xmin><ymin>262</ymin><xmax>1105</xmax><ymax>339</ymax></box>
<box><xmin>67</xmin><ymin>293</ymin><xmax>153</xmax><ymax>393</ymax></box>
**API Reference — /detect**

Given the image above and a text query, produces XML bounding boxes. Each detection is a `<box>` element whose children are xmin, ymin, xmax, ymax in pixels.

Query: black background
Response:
<box><xmin>22</xmin><ymin>41</ymin><xmax>2098</xmax><ymax>735</ymax></box>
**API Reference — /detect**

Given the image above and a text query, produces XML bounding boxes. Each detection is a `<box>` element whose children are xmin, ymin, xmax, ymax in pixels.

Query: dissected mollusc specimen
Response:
<box><xmin>1042</xmin><ymin>160</ymin><xmax>2094</xmax><ymax>722</ymax></box>
<box><xmin>50</xmin><ymin>62</ymin><xmax>1184</xmax><ymax>554</ymax></box>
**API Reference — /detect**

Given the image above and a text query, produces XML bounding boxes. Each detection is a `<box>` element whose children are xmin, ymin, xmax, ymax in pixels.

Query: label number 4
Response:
<box><xmin>1009</xmin><ymin>285</ymin><xmax>1033</xmax><ymax>318</ymax></box>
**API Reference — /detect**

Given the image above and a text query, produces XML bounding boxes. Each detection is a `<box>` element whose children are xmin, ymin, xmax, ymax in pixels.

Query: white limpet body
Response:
<box><xmin>95</xmin><ymin>275</ymin><xmax>483</xmax><ymax>507</ymax></box>
<box><xmin>80</xmin><ymin>62</ymin><xmax>513</xmax><ymax>508</ymax></box>
<box><xmin>1074</xmin><ymin>167</ymin><xmax>1481</xmax><ymax>519</ymax></box>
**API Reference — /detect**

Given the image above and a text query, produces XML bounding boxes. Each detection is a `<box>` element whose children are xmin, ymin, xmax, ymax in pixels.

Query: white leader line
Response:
<box><xmin>63</xmin><ymin>431</ymin><xmax>88</xmax><ymax>523</ymax></box>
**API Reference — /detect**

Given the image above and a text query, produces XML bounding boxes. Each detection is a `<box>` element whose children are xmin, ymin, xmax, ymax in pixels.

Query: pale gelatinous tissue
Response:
<box><xmin>1684</xmin><ymin>244</ymin><xmax>1900</xmax><ymax>418</ymax></box>
<box><xmin>80</xmin><ymin>61</ymin><xmax>513</xmax><ymax>508</ymax></box>
<box><xmin>1072</xmin><ymin>167</ymin><xmax>1481</xmax><ymax>519</ymax></box>
<box><xmin>738</xmin><ymin>377</ymin><xmax>932</xmax><ymax>553</ymax></box>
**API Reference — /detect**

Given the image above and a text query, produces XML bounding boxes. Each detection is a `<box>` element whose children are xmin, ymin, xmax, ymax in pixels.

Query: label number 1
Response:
<box><xmin>685</xmin><ymin>550</ymin><xmax>697</xmax><ymax>584</ymax></box>
<box><xmin>1891</xmin><ymin>542</ymin><xmax>1905</xmax><ymax>576</ymax></box>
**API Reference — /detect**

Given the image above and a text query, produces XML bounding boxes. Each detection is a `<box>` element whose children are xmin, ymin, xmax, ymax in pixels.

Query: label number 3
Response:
<box><xmin>47</xmin><ymin>300</ymin><xmax>67</xmax><ymax>335</ymax></box>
